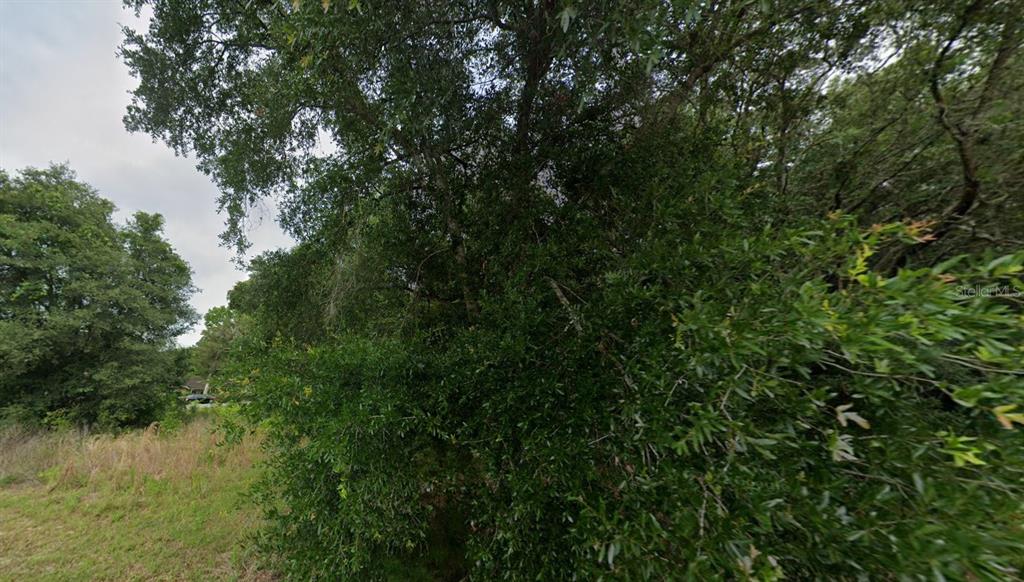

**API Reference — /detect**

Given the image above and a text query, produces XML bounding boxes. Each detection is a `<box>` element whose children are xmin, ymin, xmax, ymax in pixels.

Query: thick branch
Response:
<box><xmin>513</xmin><ymin>0</ymin><xmax>556</xmax><ymax>153</ymax></box>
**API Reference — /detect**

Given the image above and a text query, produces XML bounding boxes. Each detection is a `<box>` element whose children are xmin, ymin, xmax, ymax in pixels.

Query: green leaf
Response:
<box><xmin>559</xmin><ymin>5</ymin><xmax>577</xmax><ymax>32</ymax></box>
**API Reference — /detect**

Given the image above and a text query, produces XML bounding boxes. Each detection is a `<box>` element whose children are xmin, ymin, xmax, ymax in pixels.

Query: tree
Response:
<box><xmin>0</xmin><ymin>166</ymin><xmax>197</xmax><ymax>428</ymax></box>
<box><xmin>192</xmin><ymin>305</ymin><xmax>251</xmax><ymax>393</ymax></box>
<box><xmin>789</xmin><ymin>1</ymin><xmax>1024</xmax><ymax>268</ymax></box>
<box><xmin>122</xmin><ymin>1</ymin><xmax>1024</xmax><ymax>578</ymax></box>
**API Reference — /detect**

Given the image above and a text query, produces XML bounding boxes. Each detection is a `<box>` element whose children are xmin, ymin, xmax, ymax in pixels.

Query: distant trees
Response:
<box><xmin>122</xmin><ymin>0</ymin><xmax>1023</xmax><ymax>578</ymax></box>
<box><xmin>0</xmin><ymin>166</ymin><xmax>197</xmax><ymax>428</ymax></box>
<box><xmin>191</xmin><ymin>305</ymin><xmax>250</xmax><ymax>394</ymax></box>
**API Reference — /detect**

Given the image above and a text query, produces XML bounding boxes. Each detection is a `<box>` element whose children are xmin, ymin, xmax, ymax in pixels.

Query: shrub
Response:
<box><xmin>232</xmin><ymin>217</ymin><xmax>1024</xmax><ymax>579</ymax></box>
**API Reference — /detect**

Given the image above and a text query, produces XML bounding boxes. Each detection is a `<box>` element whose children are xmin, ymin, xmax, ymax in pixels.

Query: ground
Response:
<box><xmin>0</xmin><ymin>415</ymin><xmax>271</xmax><ymax>581</ymax></box>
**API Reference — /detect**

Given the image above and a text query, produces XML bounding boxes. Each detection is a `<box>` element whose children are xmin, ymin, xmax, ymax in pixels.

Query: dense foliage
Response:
<box><xmin>122</xmin><ymin>0</ymin><xmax>1023</xmax><ymax>578</ymax></box>
<box><xmin>0</xmin><ymin>166</ymin><xmax>197</xmax><ymax>428</ymax></box>
<box><xmin>191</xmin><ymin>305</ymin><xmax>251</xmax><ymax>390</ymax></box>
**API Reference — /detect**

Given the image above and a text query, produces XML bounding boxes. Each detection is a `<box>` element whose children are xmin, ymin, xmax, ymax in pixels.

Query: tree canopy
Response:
<box><xmin>122</xmin><ymin>0</ymin><xmax>1023</xmax><ymax>578</ymax></box>
<box><xmin>0</xmin><ymin>166</ymin><xmax>197</xmax><ymax>428</ymax></box>
<box><xmin>191</xmin><ymin>304</ymin><xmax>251</xmax><ymax>392</ymax></box>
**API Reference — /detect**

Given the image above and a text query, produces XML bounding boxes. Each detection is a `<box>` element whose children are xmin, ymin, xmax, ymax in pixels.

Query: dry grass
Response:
<box><xmin>0</xmin><ymin>413</ymin><xmax>272</xmax><ymax>581</ymax></box>
<box><xmin>0</xmin><ymin>423</ymin><xmax>68</xmax><ymax>486</ymax></box>
<box><xmin>1</xmin><ymin>416</ymin><xmax>259</xmax><ymax>489</ymax></box>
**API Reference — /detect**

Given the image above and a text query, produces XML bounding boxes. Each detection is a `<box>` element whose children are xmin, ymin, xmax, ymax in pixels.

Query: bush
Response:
<box><xmin>232</xmin><ymin>217</ymin><xmax>1024</xmax><ymax>579</ymax></box>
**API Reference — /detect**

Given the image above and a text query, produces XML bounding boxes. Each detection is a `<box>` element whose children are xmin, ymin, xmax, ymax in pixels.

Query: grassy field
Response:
<box><xmin>0</xmin><ymin>415</ymin><xmax>271</xmax><ymax>581</ymax></box>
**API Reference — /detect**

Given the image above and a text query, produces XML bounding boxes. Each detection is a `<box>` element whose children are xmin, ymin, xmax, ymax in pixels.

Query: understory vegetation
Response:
<box><xmin>0</xmin><ymin>413</ymin><xmax>266</xmax><ymax>581</ymax></box>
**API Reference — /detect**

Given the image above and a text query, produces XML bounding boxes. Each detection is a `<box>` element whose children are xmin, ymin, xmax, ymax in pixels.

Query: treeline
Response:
<box><xmin>128</xmin><ymin>0</ymin><xmax>1023</xmax><ymax>579</ymax></box>
<box><xmin>0</xmin><ymin>167</ymin><xmax>196</xmax><ymax>429</ymax></box>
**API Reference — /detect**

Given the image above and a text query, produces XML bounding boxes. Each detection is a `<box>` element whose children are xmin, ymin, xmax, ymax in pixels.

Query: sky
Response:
<box><xmin>0</xmin><ymin>0</ymin><xmax>293</xmax><ymax>346</ymax></box>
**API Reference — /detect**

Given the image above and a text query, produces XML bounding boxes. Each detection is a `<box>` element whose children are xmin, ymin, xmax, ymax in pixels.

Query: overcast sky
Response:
<box><xmin>0</xmin><ymin>0</ymin><xmax>293</xmax><ymax>346</ymax></box>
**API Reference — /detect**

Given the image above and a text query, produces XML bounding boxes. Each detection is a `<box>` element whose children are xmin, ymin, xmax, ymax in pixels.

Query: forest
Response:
<box><xmin>2</xmin><ymin>0</ymin><xmax>1023</xmax><ymax>579</ymax></box>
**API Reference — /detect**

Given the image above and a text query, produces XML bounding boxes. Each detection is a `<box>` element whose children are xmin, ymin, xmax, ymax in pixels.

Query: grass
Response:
<box><xmin>0</xmin><ymin>414</ymin><xmax>271</xmax><ymax>581</ymax></box>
